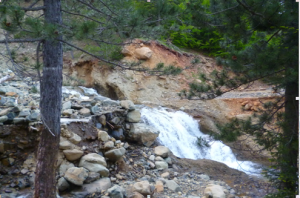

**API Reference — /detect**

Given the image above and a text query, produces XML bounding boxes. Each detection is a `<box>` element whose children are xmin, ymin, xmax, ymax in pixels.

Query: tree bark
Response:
<box><xmin>34</xmin><ymin>0</ymin><xmax>62</xmax><ymax>197</ymax></box>
<box><xmin>281</xmin><ymin>80</ymin><xmax>299</xmax><ymax>191</ymax></box>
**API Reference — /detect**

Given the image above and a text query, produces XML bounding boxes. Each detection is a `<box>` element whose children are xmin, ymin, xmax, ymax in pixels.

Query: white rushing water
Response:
<box><xmin>141</xmin><ymin>107</ymin><xmax>262</xmax><ymax>175</ymax></box>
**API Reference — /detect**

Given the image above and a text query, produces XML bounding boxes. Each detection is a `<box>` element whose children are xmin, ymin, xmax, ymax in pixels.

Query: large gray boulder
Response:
<box><xmin>98</xmin><ymin>130</ymin><xmax>109</xmax><ymax>141</ymax></box>
<box><xmin>165</xmin><ymin>180</ymin><xmax>181</xmax><ymax>192</ymax></box>
<box><xmin>64</xmin><ymin>167</ymin><xmax>88</xmax><ymax>186</ymax></box>
<box><xmin>132</xmin><ymin>180</ymin><xmax>151</xmax><ymax>195</ymax></box>
<box><xmin>58</xmin><ymin>177</ymin><xmax>70</xmax><ymax>191</ymax></box>
<box><xmin>58</xmin><ymin>160</ymin><xmax>75</xmax><ymax>176</ymax></box>
<box><xmin>120</xmin><ymin>100</ymin><xmax>135</xmax><ymax>110</ymax></box>
<box><xmin>105</xmin><ymin>147</ymin><xmax>126</xmax><ymax>162</ymax></box>
<box><xmin>204</xmin><ymin>184</ymin><xmax>226</xmax><ymax>198</ymax></box>
<box><xmin>82</xmin><ymin>177</ymin><xmax>112</xmax><ymax>194</ymax></box>
<box><xmin>63</xmin><ymin>149</ymin><xmax>84</xmax><ymax>161</ymax></box>
<box><xmin>79</xmin><ymin>153</ymin><xmax>108</xmax><ymax>176</ymax></box>
<box><xmin>108</xmin><ymin>185</ymin><xmax>126</xmax><ymax>198</ymax></box>
<box><xmin>155</xmin><ymin>161</ymin><xmax>168</xmax><ymax>170</ymax></box>
<box><xmin>62</xmin><ymin>101</ymin><xmax>72</xmax><ymax>110</ymax></box>
<box><xmin>128</xmin><ymin>123</ymin><xmax>159</xmax><ymax>147</ymax></box>
<box><xmin>154</xmin><ymin>146</ymin><xmax>169</xmax><ymax>158</ymax></box>
<box><xmin>126</xmin><ymin>110</ymin><xmax>141</xmax><ymax>122</ymax></box>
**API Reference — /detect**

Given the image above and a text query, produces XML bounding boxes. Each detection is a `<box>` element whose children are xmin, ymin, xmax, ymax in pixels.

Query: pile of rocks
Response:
<box><xmin>0</xmin><ymin>73</ymin><xmax>266</xmax><ymax>198</ymax></box>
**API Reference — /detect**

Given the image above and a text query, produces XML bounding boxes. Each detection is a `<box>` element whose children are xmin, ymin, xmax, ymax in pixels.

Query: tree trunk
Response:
<box><xmin>34</xmin><ymin>0</ymin><xmax>63</xmax><ymax>197</ymax></box>
<box><xmin>280</xmin><ymin>80</ymin><xmax>298</xmax><ymax>191</ymax></box>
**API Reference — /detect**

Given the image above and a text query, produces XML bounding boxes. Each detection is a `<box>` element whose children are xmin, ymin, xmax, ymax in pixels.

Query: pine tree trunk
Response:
<box><xmin>34</xmin><ymin>0</ymin><xmax>62</xmax><ymax>197</ymax></box>
<box><xmin>281</xmin><ymin>81</ymin><xmax>298</xmax><ymax>191</ymax></box>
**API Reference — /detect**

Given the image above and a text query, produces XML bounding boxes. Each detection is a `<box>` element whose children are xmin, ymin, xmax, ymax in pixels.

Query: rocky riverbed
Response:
<box><xmin>0</xmin><ymin>68</ymin><xmax>277</xmax><ymax>198</ymax></box>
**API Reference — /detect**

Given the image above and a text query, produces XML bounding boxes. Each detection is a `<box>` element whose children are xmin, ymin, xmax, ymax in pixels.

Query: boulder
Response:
<box><xmin>127</xmin><ymin>192</ymin><xmax>144</xmax><ymax>198</ymax></box>
<box><xmin>62</xmin><ymin>101</ymin><xmax>72</xmax><ymax>110</ymax></box>
<box><xmin>98</xmin><ymin>115</ymin><xmax>106</xmax><ymax>126</ymax></box>
<box><xmin>0</xmin><ymin>115</ymin><xmax>8</xmax><ymax>123</ymax></box>
<box><xmin>199</xmin><ymin>174</ymin><xmax>210</xmax><ymax>181</ymax></box>
<box><xmin>64</xmin><ymin>167</ymin><xmax>88</xmax><ymax>186</ymax></box>
<box><xmin>126</xmin><ymin>110</ymin><xmax>141</xmax><ymax>122</ymax></box>
<box><xmin>85</xmin><ymin>172</ymin><xmax>100</xmax><ymax>184</ymax></box>
<box><xmin>165</xmin><ymin>180</ymin><xmax>180</xmax><ymax>192</ymax></box>
<box><xmin>128</xmin><ymin>123</ymin><xmax>159</xmax><ymax>147</ymax></box>
<box><xmin>155</xmin><ymin>161</ymin><xmax>168</xmax><ymax>170</ymax></box>
<box><xmin>108</xmin><ymin>185</ymin><xmax>126</xmax><ymax>198</ymax></box>
<box><xmin>110</xmin><ymin>117</ymin><xmax>121</xmax><ymax>125</ymax></box>
<box><xmin>0</xmin><ymin>108</ymin><xmax>12</xmax><ymax>116</ymax></box>
<box><xmin>154</xmin><ymin>146</ymin><xmax>169</xmax><ymax>158</ymax></box>
<box><xmin>79</xmin><ymin>153</ymin><xmax>109</xmax><ymax>176</ymax></box>
<box><xmin>204</xmin><ymin>184</ymin><xmax>225</xmax><ymax>198</ymax></box>
<box><xmin>121</xmin><ymin>46</ymin><xmax>133</xmax><ymax>56</ymax></box>
<box><xmin>59</xmin><ymin>161</ymin><xmax>75</xmax><ymax>176</ymax></box>
<box><xmin>105</xmin><ymin>147</ymin><xmax>126</xmax><ymax>162</ymax></box>
<box><xmin>79</xmin><ymin>153</ymin><xmax>107</xmax><ymax>167</ymax></box>
<box><xmin>82</xmin><ymin>178</ymin><xmax>112</xmax><ymax>194</ymax></box>
<box><xmin>18</xmin><ymin>109</ymin><xmax>31</xmax><ymax>117</ymax></box>
<box><xmin>58</xmin><ymin>177</ymin><xmax>70</xmax><ymax>191</ymax></box>
<box><xmin>104</xmin><ymin>141</ymin><xmax>115</xmax><ymax>150</ymax></box>
<box><xmin>13</xmin><ymin>118</ymin><xmax>27</xmax><ymax>124</ymax></box>
<box><xmin>155</xmin><ymin>156</ymin><xmax>164</xmax><ymax>161</ymax></box>
<box><xmin>111</xmin><ymin>128</ymin><xmax>124</xmax><ymax>140</ymax></box>
<box><xmin>91</xmin><ymin>105</ymin><xmax>100</xmax><ymax>115</ymax></box>
<box><xmin>59</xmin><ymin>140</ymin><xmax>74</xmax><ymax>150</ymax></box>
<box><xmin>164</xmin><ymin>157</ymin><xmax>172</xmax><ymax>165</ymax></box>
<box><xmin>102</xmin><ymin>99</ymin><xmax>120</xmax><ymax>106</ymax></box>
<box><xmin>79</xmin><ymin>108</ymin><xmax>91</xmax><ymax>116</ymax></box>
<box><xmin>69</xmin><ymin>133</ymin><xmax>82</xmax><ymax>144</ymax></box>
<box><xmin>134</xmin><ymin>47</ymin><xmax>153</xmax><ymax>60</ymax></box>
<box><xmin>132</xmin><ymin>180</ymin><xmax>151</xmax><ymax>195</ymax></box>
<box><xmin>155</xmin><ymin>180</ymin><xmax>164</xmax><ymax>192</ymax></box>
<box><xmin>62</xmin><ymin>109</ymin><xmax>73</xmax><ymax>116</ymax></box>
<box><xmin>161</xmin><ymin>172</ymin><xmax>170</xmax><ymax>178</ymax></box>
<box><xmin>98</xmin><ymin>130</ymin><xmax>109</xmax><ymax>141</ymax></box>
<box><xmin>63</xmin><ymin>149</ymin><xmax>84</xmax><ymax>161</ymax></box>
<box><xmin>28</xmin><ymin>110</ymin><xmax>40</xmax><ymax>121</ymax></box>
<box><xmin>120</xmin><ymin>100</ymin><xmax>135</xmax><ymax>110</ymax></box>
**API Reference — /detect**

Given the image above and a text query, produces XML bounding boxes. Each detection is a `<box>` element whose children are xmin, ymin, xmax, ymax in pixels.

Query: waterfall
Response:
<box><xmin>141</xmin><ymin>107</ymin><xmax>262</xmax><ymax>175</ymax></box>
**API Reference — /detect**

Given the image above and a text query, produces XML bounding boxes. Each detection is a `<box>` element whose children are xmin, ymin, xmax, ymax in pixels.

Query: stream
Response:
<box><xmin>140</xmin><ymin>107</ymin><xmax>263</xmax><ymax>175</ymax></box>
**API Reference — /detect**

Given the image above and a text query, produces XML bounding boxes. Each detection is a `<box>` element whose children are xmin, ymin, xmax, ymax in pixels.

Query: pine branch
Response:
<box><xmin>235</xmin><ymin>0</ymin><xmax>265</xmax><ymax>18</ymax></box>
<box><xmin>77</xmin><ymin>0</ymin><xmax>114</xmax><ymax>18</ymax></box>
<box><xmin>87</xmin><ymin>37</ymin><xmax>136</xmax><ymax>46</ymax></box>
<box><xmin>0</xmin><ymin>38</ymin><xmax>43</xmax><ymax>43</ymax></box>
<box><xmin>61</xmin><ymin>9</ymin><xmax>105</xmax><ymax>24</ymax></box>
<box><xmin>58</xmin><ymin>39</ymin><xmax>147</xmax><ymax>72</ymax></box>
<box><xmin>186</xmin><ymin>69</ymin><xmax>286</xmax><ymax>100</ymax></box>
<box><xmin>27</xmin><ymin>0</ymin><xmax>41</xmax><ymax>9</ymax></box>
<box><xmin>266</xmin><ymin>29</ymin><xmax>281</xmax><ymax>43</ymax></box>
<box><xmin>22</xmin><ymin>6</ymin><xmax>45</xmax><ymax>11</ymax></box>
<box><xmin>206</xmin><ymin>4</ymin><xmax>239</xmax><ymax>15</ymax></box>
<box><xmin>97</xmin><ymin>0</ymin><xmax>119</xmax><ymax>16</ymax></box>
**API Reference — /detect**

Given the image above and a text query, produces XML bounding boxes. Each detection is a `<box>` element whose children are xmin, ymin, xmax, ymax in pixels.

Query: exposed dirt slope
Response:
<box><xmin>65</xmin><ymin>40</ymin><xmax>281</xmax><ymax>164</ymax></box>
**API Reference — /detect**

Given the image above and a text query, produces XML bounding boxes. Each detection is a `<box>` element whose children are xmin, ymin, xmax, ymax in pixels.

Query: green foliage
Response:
<box><xmin>169</xmin><ymin>24</ymin><xmax>227</xmax><ymax>56</ymax></box>
<box><xmin>150</xmin><ymin>62</ymin><xmax>182</xmax><ymax>76</ymax></box>
<box><xmin>110</xmin><ymin>48</ymin><xmax>124</xmax><ymax>61</ymax></box>
<box><xmin>75</xmin><ymin>21</ymin><xmax>98</xmax><ymax>40</ymax></box>
<box><xmin>181</xmin><ymin>0</ymin><xmax>298</xmax><ymax>196</ymax></box>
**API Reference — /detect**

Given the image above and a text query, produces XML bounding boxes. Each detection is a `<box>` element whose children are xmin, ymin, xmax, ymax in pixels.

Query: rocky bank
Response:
<box><xmin>0</xmin><ymin>68</ymin><xmax>276</xmax><ymax>198</ymax></box>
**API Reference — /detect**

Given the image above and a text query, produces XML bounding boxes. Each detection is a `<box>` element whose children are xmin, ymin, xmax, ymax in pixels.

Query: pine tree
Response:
<box><xmin>0</xmin><ymin>0</ymin><xmax>184</xmax><ymax>197</ymax></box>
<box><xmin>181</xmin><ymin>0</ymin><xmax>298</xmax><ymax>196</ymax></box>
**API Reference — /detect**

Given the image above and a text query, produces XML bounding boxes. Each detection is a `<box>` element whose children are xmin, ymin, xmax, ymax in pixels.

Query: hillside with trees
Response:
<box><xmin>0</xmin><ymin>0</ymin><xmax>298</xmax><ymax>198</ymax></box>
